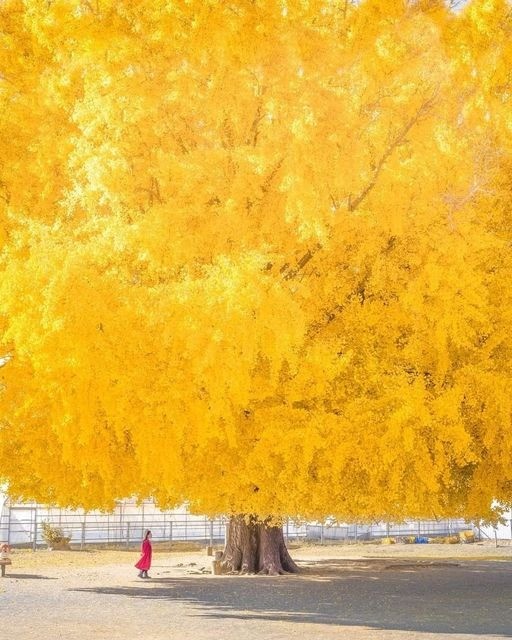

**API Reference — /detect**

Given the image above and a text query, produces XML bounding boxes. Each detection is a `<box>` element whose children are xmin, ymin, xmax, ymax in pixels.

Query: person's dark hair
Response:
<box><xmin>144</xmin><ymin>529</ymin><xmax>152</xmax><ymax>540</ymax></box>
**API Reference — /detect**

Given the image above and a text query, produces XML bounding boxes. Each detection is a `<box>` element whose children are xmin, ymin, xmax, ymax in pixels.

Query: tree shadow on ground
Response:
<box><xmin>4</xmin><ymin>573</ymin><xmax>57</xmax><ymax>580</ymax></box>
<box><xmin>73</xmin><ymin>559</ymin><xmax>512</xmax><ymax>637</ymax></box>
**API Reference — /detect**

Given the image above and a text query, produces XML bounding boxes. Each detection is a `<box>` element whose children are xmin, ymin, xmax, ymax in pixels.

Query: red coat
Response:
<box><xmin>135</xmin><ymin>539</ymin><xmax>152</xmax><ymax>570</ymax></box>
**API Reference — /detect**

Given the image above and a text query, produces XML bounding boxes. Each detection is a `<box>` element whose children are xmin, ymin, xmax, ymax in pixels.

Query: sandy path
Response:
<box><xmin>1</xmin><ymin>542</ymin><xmax>511</xmax><ymax>640</ymax></box>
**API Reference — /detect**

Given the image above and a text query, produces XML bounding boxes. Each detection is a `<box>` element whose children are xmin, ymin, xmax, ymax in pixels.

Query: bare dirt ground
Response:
<box><xmin>1</xmin><ymin>541</ymin><xmax>511</xmax><ymax>640</ymax></box>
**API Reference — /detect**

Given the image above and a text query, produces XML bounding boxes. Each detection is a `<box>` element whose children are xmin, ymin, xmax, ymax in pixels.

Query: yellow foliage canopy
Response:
<box><xmin>1</xmin><ymin>0</ymin><xmax>512</xmax><ymax>521</ymax></box>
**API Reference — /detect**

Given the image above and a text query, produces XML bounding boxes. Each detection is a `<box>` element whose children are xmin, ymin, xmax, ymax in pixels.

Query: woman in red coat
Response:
<box><xmin>135</xmin><ymin>529</ymin><xmax>152</xmax><ymax>578</ymax></box>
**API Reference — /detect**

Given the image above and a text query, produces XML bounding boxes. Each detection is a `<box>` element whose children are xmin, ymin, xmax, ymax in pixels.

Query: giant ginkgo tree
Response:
<box><xmin>1</xmin><ymin>0</ymin><xmax>512</xmax><ymax>574</ymax></box>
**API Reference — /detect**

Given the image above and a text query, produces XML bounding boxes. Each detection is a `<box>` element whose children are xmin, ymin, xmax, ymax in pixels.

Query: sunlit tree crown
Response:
<box><xmin>1</xmin><ymin>0</ymin><xmax>512</xmax><ymax>520</ymax></box>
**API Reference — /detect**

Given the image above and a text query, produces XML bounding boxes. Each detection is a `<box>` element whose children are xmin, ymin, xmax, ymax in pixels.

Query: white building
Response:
<box><xmin>3</xmin><ymin>491</ymin><xmax>509</xmax><ymax>548</ymax></box>
<box><xmin>0</xmin><ymin>496</ymin><xmax>229</xmax><ymax>548</ymax></box>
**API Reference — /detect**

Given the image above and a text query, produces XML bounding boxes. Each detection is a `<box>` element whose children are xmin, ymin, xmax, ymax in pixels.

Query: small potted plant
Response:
<box><xmin>41</xmin><ymin>521</ymin><xmax>71</xmax><ymax>550</ymax></box>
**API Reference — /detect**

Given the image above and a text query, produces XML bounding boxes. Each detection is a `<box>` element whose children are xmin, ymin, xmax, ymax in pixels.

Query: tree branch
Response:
<box><xmin>348</xmin><ymin>90</ymin><xmax>439</xmax><ymax>212</ymax></box>
<box><xmin>281</xmin><ymin>243</ymin><xmax>322</xmax><ymax>281</ymax></box>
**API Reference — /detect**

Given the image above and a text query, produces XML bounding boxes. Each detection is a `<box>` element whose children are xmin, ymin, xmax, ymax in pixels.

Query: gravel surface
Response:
<box><xmin>1</xmin><ymin>543</ymin><xmax>511</xmax><ymax>639</ymax></box>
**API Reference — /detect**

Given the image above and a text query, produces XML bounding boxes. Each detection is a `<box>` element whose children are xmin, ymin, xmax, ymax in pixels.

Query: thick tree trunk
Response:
<box><xmin>220</xmin><ymin>515</ymin><xmax>299</xmax><ymax>575</ymax></box>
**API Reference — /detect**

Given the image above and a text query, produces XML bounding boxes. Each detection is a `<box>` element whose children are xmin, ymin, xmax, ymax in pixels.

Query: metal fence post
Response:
<box><xmin>81</xmin><ymin>522</ymin><xmax>86</xmax><ymax>550</ymax></box>
<box><xmin>126</xmin><ymin>522</ymin><xmax>131</xmax><ymax>548</ymax></box>
<box><xmin>209</xmin><ymin>519</ymin><xmax>214</xmax><ymax>547</ymax></box>
<box><xmin>320</xmin><ymin>524</ymin><xmax>324</xmax><ymax>545</ymax></box>
<box><xmin>7</xmin><ymin>504</ymin><xmax>11</xmax><ymax>546</ymax></box>
<box><xmin>169</xmin><ymin>521</ymin><xmax>173</xmax><ymax>544</ymax></box>
<box><xmin>33</xmin><ymin>519</ymin><xmax>38</xmax><ymax>551</ymax></box>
